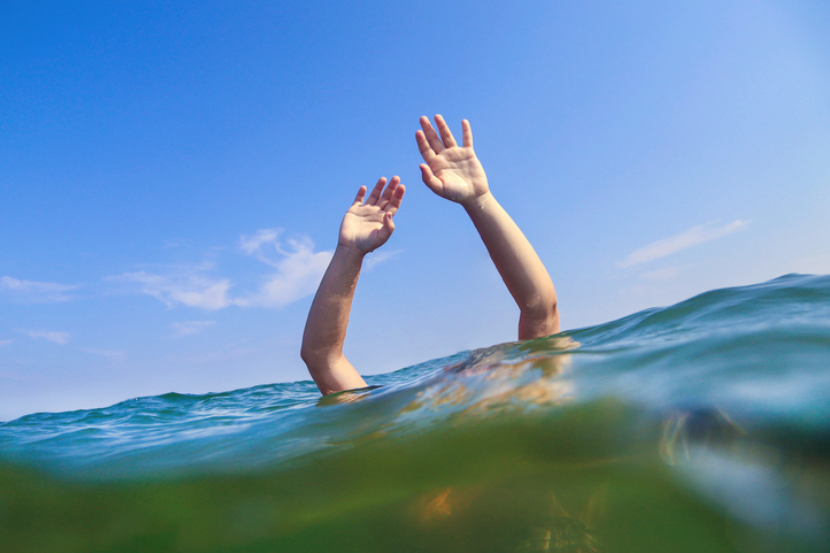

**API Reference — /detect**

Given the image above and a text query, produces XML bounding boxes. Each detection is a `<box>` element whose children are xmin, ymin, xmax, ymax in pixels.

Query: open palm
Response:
<box><xmin>339</xmin><ymin>176</ymin><xmax>405</xmax><ymax>254</ymax></box>
<box><xmin>416</xmin><ymin>115</ymin><xmax>489</xmax><ymax>206</ymax></box>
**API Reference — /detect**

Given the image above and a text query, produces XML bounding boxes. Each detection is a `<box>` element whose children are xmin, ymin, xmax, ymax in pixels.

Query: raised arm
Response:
<box><xmin>416</xmin><ymin>115</ymin><xmax>559</xmax><ymax>340</ymax></box>
<box><xmin>301</xmin><ymin>176</ymin><xmax>405</xmax><ymax>395</ymax></box>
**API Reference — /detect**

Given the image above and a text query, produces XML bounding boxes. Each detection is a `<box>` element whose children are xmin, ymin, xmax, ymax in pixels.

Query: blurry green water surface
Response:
<box><xmin>1</xmin><ymin>274</ymin><xmax>829</xmax><ymax>552</ymax></box>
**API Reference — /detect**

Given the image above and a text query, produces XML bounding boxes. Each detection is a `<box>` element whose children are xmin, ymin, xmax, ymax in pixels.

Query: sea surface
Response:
<box><xmin>1</xmin><ymin>274</ymin><xmax>829</xmax><ymax>552</ymax></box>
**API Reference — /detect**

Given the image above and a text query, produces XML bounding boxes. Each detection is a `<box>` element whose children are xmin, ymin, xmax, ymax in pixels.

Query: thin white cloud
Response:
<box><xmin>0</xmin><ymin>339</ymin><xmax>14</xmax><ymax>348</ymax></box>
<box><xmin>171</xmin><ymin>339</ymin><xmax>262</xmax><ymax>365</ymax></box>
<box><xmin>0</xmin><ymin>276</ymin><xmax>80</xmax><ymax>302</ymax></box>
<box><xmin>23</xmin><ymin>330</ymin><xmax>71</xmax><ymax>345</ymax></box>
<box><xmin>110</xmin><ymin>230</ymin><xmax>332</xmax><ymax>310</ymax></box>
<box><xmin>364</xmin><ymin>249</ymin><xmax>402</xmax><ymax>271</ymax></box>
<box><xmin>110</xmin><ymin>270</ymin><xmax>233</xmax><ymax>310</ymax></box>
<box><xmin>240</xmin><ymin>228</ymin><xmax>282</xmax><ymax>266</ymax></box>
<box><xmin>171</xmin><ymin>320</ymin><xmax>216</xmax><ymax>338</ymax></box>
<box><xmin>237</xmin><ymin>234</ymin><xmax>332</xmax><ymax>308</ymax></box>
<box><xmin>619</xmin><ymin>220</ymin><xmax>749</xmax><ymax>268</ymax></box>
<box><xmin>163</xmin><ymin>238</ymin><xmax>191</xmax><ymax>249</ymax></box>
<box><xmin>80</xmin><ymin>348</ymin><xmax>126</xmax><ymax>362</ymax></box>
<box><xmin>639</xmin><ymin>265</ymin><xmax>686</xmax><ymax>282</ymax></box>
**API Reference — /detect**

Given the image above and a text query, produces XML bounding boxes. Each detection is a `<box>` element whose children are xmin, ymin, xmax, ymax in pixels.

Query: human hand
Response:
<box><xmin>416</xmin><ymin>115</ymin><xmax>489</xmax><ymax>206</ymax></box>
<box><xmin>338</xmin><ymin>176</ymin><xmax>405</xmax><ymax>255</ymax></box>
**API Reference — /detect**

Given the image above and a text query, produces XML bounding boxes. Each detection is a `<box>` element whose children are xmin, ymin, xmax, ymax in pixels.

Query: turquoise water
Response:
<box><xmin>1</xmin><ymin>274</ymin><xmax>829</xmax><ymax>552</ymax></box>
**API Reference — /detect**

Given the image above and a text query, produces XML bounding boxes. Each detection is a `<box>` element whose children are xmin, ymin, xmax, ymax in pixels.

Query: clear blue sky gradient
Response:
<box><xmin>2</xmin><ymin>0</ymin><xmax>829</xmax><ymax>420</ymax></box>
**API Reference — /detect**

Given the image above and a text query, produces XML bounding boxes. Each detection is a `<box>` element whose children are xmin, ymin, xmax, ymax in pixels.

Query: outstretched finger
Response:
<box><xmin>462</xmin><ymin>119</ymin><xmax>473</xmax><ymax>148</ymax></box>
<box><xmin>434</xmin><ymin>114</ymin><xmax>457</xmax><ymax>148</ymax></box>
<box><xmin>353</xmin><ymin>185</ymin><xmax>368</xmax><ymax>205</ymax></box>
<box><xmin>366</xmin><ymin>177</ymin><xmax>387</xmax><ymax>206</ymax></box>
<box><xmin>419</xmin><ymin>164</ymin><xmax>443</xmax><ymax>195</ymax></box>
<box><xmin>420</xmin><ymin>116</ymin><xmax>445</xmax><ymax>153</ymax></box>
<box><xmin>415</xmin><ymin>130</ymin><xmax>436</xmax><ymax>162</ymax></box>
<box><xmin>384</xmin><ymin>184</ymin><xmax>405</xmax><ymax>216</ymax></box>
<box><xmin>378</xmin><ymin>175</ymin><xmax>400</xmax><ymax>207</ymax></box>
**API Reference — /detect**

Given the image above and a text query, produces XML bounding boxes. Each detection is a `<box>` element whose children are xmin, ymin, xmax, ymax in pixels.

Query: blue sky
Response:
<box><xmin>1</xmin><ymin>0</ymin><xmax>829</xmax><ymax>420</ymax></box>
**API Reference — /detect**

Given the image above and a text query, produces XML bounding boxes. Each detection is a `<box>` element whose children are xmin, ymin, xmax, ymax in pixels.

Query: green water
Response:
<box><xmin>1</xmin><ymin>274</ymin><xmax>829</xmax><ymax>552</ymax></box>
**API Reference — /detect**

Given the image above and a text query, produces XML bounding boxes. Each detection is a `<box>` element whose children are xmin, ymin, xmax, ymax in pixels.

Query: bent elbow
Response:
<box><xmin>523</xmin><ymin>288</ymin><xmax>558</xmax><ymax>323</ymax></box>
<box><xmin>519</xmin><ymin>292</ymin><xmax>559</xmax><ymax>340</ymax></box>
<box><xmin>536</xmin><ymin>300</ymin><xmax>559</xmax><ymax>331</ymax></box>
<box><xmin>300</xmin><ymin>344</ymin><xmax>341</xmax><ymax>376</ymax></box>
<box><xmin>300</xmin><ymin>340</ymin><xmax>320</xmax><ymax>368</ymax></box>
<box><xmin>300</xmin><ymin>345</ymin><xmax>324</xmax><ymax>370</ymax></box>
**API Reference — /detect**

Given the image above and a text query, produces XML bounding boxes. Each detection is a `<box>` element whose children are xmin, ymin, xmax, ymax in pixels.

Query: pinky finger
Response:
<box><xmin>462</xmin><ymin>119</ymin><xmax>473</xmax><ymax>148</ymax></box>
<box><xmin>353</xmin><ymin>185</ymin><xmax>368</xmax><ymax>204</ymax></box>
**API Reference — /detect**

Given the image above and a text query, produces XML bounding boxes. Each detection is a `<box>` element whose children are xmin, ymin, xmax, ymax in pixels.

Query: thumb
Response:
<box><xmin>377</xmin><ymin>212</ymin><xmax>395</xmax><ymax>243</ymax></box>
<box><xmin>419</xmin><ymin>164</ymin><xmax>443</xmax><ymax>194</ymax></box>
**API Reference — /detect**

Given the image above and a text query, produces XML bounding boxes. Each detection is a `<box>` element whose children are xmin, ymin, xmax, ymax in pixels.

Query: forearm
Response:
<box><xmin>301</xmin><ymin>244</ymin><xmax>368</xmax><ymax>394</ymax></box>
<box><xmin>464</xmin><ymin>192</ymin><xmax>559</xmax><ymax>339</ymax></box>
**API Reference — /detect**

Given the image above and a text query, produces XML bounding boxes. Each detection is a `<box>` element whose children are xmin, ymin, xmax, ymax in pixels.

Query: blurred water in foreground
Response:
<box><xmin>1</xmin><ymin>274</ymin><xmax>829</xmax><ymax>552</ymax></box>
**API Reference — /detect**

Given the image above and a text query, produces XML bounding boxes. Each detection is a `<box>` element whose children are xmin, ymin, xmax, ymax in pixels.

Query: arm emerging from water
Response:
<box><xmin>301</xmin><ymin>176</ymin><xmax>405</xmax><ymax>395</ymax></box>
<box><xmin>416</xmin><ymin>115</ymin><xmax>559</xmax><ymax>340</ymax></box>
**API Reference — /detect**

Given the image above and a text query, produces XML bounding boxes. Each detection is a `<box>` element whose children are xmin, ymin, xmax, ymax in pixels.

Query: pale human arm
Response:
<box><xmin>301</xmin><ymin>177</ymin><xmax>405</xmax><ymax>395</ymax></box>
<box><xmin>416</xmin><ymin>115</ymin><xmax>559</xmax><ymax>340</ymax></box>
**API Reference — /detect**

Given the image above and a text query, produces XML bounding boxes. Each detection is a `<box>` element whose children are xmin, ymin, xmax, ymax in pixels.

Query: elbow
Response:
<box><xmin>527</xmin><ymin>299</ymin><xmax>558</xmax><ymax>326</ymax></box>
<box><xmin>300</xmin><ymin>345</ymin><xmax>328</xmax><ymax>392</ymax></box>
<box><xmin>300</xmin><ymin>342</ymin><xmax>321</xmax><ymax>369</ymax></box>
<box><xmin>300</xmin><ymin>330</ymin><xmax>328</xmax><ymax>368</ymax></box>
<box><xmin>300</xmin><ymin>342</ymin><xmax>340</xmax><ymax>376</ymax></box>
<box><xmin>300</xmin><ymin>337</ymin><xmax>319</xmax><ymax>368</ymax></box>
<box><xmin>519</xmin><ymin>290</ymin><xmax>559</xmax><ymax>339</ymax></box>
<box><xmin>523</xmin><ymin>285</ymin><xmax>558</xmax><ymax>321</ymax></box>
<box><xmin>300</xmin><ymin>345</ymin><xmax>311</xmax><ymax>367</ymax></box>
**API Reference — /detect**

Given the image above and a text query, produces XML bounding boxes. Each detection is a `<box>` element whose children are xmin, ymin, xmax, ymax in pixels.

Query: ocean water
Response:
<box><xmin>1</xmin><ymin>274</ymin><xmax>829</xmax><ymax>552</ymax></box>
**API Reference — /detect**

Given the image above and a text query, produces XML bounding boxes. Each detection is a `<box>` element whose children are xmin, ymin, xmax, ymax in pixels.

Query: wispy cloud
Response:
<box><xmin>171</xmin><ymin>320</ymin><xmax>216</xmax><ymax>338</ymax></box>
<box><xmin>23</xmin><ymin>330</ymin><xmax>71</xmax><ymax>345</ymax></box>
<box><xmin>80</xmin><ymin>348</ymin><xmax>126</xmax><ymax>362</ymax></box>
<box><xmin>110</xmin><ymin>229</ymin><xmax>332</xmax><ymax>310</ymax></box>
<box><xmin>163</xmin><ymin>238</ymin><xmax>191</xmax><ymax>249</ymax></box>
<box><xmin>170</xmin><ymin>339</ymin><xmax>262</xmax><ymax>365</ymax></box>
<box><xmin>0</xmin><ymin>339</ymin><xmax>14</xmax><ymax>348</ymax></box>
<box><xmin>240</xmin><ymin>229</ymin><xmax>283</xmax><ymax>265</ymax></box>
<box><xmin>237</xmin><ymin>230</ymin><xmax>332</xmax><ymax>308</ymax></box>
<box><xmin>1</xmin><ymin>276</ymin><xmax>80</xmax><ymax>302</ymax></box>
<box><xmin>619</xmin><ymin>220</ymin><xmax>749</xmax><ymax>268</ymax></box>
<box><xmin>638</xmin><ymin>265</ymin><xmax>687</xmax><ymax>282</ymax></box>
<box><xmin>364</xmin><ymin>249</ymin><xmax>402</xmax><ymax>271</ymax></box>
<box><xmin>109</xmin><ymin>267</ymin><xmax>233</xmax><ymax>310</ymax></box>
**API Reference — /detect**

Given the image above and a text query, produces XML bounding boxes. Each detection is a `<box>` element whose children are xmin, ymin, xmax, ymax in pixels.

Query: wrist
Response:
<box><xmin>335</xmin><ymin>242</ymin><xmax>368</xmax><ymax>260</ymax></box>
<box><xmin>462</xmin><ymin>191</ymin><xmax>495</xmax><ymax>213</ymax></box>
